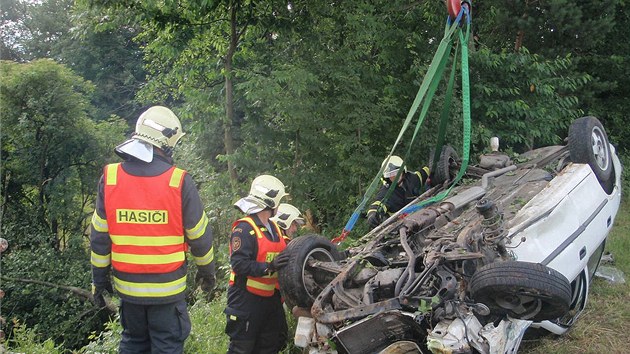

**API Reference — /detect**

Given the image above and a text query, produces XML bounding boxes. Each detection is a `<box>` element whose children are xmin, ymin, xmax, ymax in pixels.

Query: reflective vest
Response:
<box><xmin>229</xmin><ymin>217</ymin><xmax>286</xmax><ymax>297</ymax></box>
<box><xmin>103</xmin><ymin>163</ymin><xmax>188</xmax><ymax>301</ymax></box>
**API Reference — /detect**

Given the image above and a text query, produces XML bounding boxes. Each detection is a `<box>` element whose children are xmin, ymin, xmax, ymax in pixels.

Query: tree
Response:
<box><xmin>472</xmin><ymin>0</ymin><xmax>627</xmax><ymax>152</ymax></box>
<box><xmin>0</xmin><ymin>59</ymin><xmax>126</xmax><ymax>248</ymax></box>
<box><xmin>89</xmin><ymin>0</ymin><xmax>280</xmax><ymax>184</ymax></box>
<box><xmin>1</xmin><ymin>0</ymin><xmax>146</xmax><ymax>123</ymax></box>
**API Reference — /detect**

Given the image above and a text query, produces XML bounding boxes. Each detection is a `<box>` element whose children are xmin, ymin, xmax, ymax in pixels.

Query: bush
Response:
<box><xmin>1</xmin><ymin>237</ymin><xmax>108</xmax><ymax>350</ymax></box>
<box><xmin>4</xmin><ymin>320</ymin><xmax>62</xmax><ymax>354</ymax></box>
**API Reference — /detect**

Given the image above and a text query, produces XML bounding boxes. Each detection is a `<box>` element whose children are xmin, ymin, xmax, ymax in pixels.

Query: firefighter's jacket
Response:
<box><xmin>90</xmin><ymin>155</ymin><xmax>214</xmax><ymax>305</ymax></box>
<box><xmin>367</xmin><ymin>168</ymin><xmax>430</xmax><ymax>219</ymax></box>
<box><xmin>227</xmin><ymin>215</ymin><xmax>286</xmax><ymax>297</ymax></box>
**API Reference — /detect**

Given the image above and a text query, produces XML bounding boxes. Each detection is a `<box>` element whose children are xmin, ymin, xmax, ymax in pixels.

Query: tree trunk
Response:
<box><xmin>223</xmin><ymin>1</ymin><xmax>239</xmax><ymax>184</ymax></box>
<box><xmin>514</xmin><ymin>1</ymin><xmax>530</xmax><ymax>52</ymax></box>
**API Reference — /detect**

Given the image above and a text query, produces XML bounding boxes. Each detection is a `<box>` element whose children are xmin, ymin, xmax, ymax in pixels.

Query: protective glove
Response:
<box><xmin>367</xmin><ymin>211</ymin><xmax>384</xmax><ymax>229</ymax></box>
<box><xmin>267</xmin><ymin>252</ymin><xmax>290</xmax><ymax>273</ymax></box>
<box><xmin>195</xmin><ymin>262</ymin><xmax>216</xmax><ymax>294</ymax></box>
<box><xmin>92</xmin><ymin>282</ymin><xmax>113</xmax><ymax>308</ymax></box>
<box><xmin>197</xmin><ymin>273</ymin><xmax>216</xmax><ymax>293</ymax></box>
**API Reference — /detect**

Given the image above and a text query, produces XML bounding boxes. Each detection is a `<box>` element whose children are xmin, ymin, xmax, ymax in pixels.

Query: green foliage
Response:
<box><xmin>0</xmin><ymin>0</ymin><xmax>74</xmax><ymax>61</ymax></box>
<box><xmin>80</xmin><ymin>315</ymin><xmax>121</xmax><ymax>353</ymax></box>
<box><xmin>1</xmin><ymin>243</ymin><xmax>107</xmax><ymax>350</ymax></box>
<box><xmin>470</xmin><ymin>48</ymin><xmax>589</xmax><ymax>152</ymax></box>
<box><xmin>184</xmin><ymin>299</ymin><xmax>230</xmax><ymax>353</ymax></box>
<box><xmin>5</xmin><ymin>320</ymin><xmax>63</xmax><ymax>354</ymax></box>
<box><xmin>0</xmin><ymin>59</ymin><xmax>127</xmax><ymax>245</ymax></box>
<box><xmin>0</xmin><ymin>58</ymin><xmax>125</xmax><ymax>350</ymax></box>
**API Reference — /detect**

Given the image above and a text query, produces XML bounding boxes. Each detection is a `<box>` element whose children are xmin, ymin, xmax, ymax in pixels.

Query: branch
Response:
<box><xmin>1</xmin><ymin>276</ymin><xmax>117</xmax><ymax>313</ymax></box>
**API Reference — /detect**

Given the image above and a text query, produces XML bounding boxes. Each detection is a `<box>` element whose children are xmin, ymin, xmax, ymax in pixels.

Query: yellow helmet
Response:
<box><xmin>134</xmin><ymin>106</ymin><xmax>185</xmax><ymax>152</ymax></box>
<box><xmin>271</xmin><ymin>203</ymin><xmax>305</xmax><ymax>230</ymax></box>
<box><xmin>248</xmin><ymin>175</ymin><xmax>287</xmax><ymax>209</ymax></box>
<box><xmin>381</xmin><ymin>155</ymin><xmax>406</xmax><ymax>178</ymax></box>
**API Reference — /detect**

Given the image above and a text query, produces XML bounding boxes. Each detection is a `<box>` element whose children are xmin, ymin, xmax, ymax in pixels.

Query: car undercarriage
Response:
<box><xmin>278</xmin><ymin>117</ymin><xmax>622</xmax><ymax>354</ymax></box>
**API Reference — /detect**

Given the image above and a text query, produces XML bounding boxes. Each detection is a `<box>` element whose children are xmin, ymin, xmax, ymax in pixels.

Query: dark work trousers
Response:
<box><xmin>225</xmin><ymin>290</ymin><xmax>288</xmax><ymax>354</ymax></box>
<box><xmin>119</xmin><ymin>299</ymin><xmax>191</xmax><ymax>354</ymax></box>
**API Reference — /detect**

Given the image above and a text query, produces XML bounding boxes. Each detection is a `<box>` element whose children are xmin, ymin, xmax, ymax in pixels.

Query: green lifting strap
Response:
<box><xmin>431</xmin><ymin>43</ymin><xmax>459</xmax><ymax>174</ymax></box>
<box><xmin>410</xmin><ymin>13</ymin><xmax>472</xmax><ymax>211</ymax></box>
<box><xmin>336</xmin><ymin>10</ymin><xmax>472</xmax><ymax>243</ymax></box>
<box><xmin>379</xmin><ymin>27</ymin><xmax>455</xmax><ymax>209</ymax></box>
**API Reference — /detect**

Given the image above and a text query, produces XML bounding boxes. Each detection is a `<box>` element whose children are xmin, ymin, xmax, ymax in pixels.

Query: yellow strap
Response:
<box><xmin>169</xmin><ymin>168</ymin><xmax>185</xmax><ymax>188</ymax></box>
<box><xmin>105</xmin><ymin>163</ymin><xmax>120</xmax><ymax>186</ymax></box>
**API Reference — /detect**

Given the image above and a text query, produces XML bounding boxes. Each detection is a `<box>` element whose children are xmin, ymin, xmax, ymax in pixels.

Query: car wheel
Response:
<box><xmin>469</xmin><ymin>261</ymin><xmax>572</xmax><ymax>322</ymax></box>
<box><xmin>278</xmin><ymin>234</ymin><xmax>345</xmax><ymax>309</ymax></box>
<box><xmin>568</xmin><ymin>116</ymin><xmax>613</xmax><ymax>193</ymax></box>
<box><xmin>431</xmin><ymin>145</ymin><xmax>460</xmax><ymax>186</ymax></box>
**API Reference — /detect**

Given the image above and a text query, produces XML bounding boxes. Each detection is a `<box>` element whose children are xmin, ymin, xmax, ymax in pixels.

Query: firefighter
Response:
<box><xmin>225</xmin><ymin>175</ymin><xmax>291</xmax><ymax>354</ymax></box>
<box><xmin>270</xmin><ymin>203</ymin><xmax>306</xmax><ymax>241</ymax></box>
<box><xmin>366</xmin><ymin>155</ymin><xmax>430</xmax><ymax>228</ymax></box>
<box><xmin>90</xmin><ymin>106</ymin><xmax>216</xmax><ymax>354</ymax></box>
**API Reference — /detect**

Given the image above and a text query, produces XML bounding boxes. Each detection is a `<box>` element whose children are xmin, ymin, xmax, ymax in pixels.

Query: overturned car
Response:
<box><xmin>278</xmin><ymin>116</ymin><xmax>622</xmax><ymax>353</ymax></box>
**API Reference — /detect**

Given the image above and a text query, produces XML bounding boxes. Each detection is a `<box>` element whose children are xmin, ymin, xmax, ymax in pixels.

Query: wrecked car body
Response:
<box><xmin>278</xmin><ymin>116</ymin><xmax>622</xmax><ymax>353</ymax></box>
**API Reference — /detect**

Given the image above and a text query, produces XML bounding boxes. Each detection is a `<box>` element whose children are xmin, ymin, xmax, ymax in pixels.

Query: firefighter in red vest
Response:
<box><xmin>89</xmin><ymin>106</ymin><xmax>216</xmax><ymax>354</ymax></box>
<box><xmin>270</xmin><ymin>203</ymin><xmax>306</xmax><ymax>242</ymax></box>
<box><xmin>225</xmin><ymin>175</ymin><xmax>291</xmax><ymax>353</ymax></box>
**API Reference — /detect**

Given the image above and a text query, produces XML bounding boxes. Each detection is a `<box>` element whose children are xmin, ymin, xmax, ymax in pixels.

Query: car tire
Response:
<box><xmin>431</xmin><ymin>145</ymin><xmax>460</xmax><ymax>186</ymax></box>
<box><xmin>278</xmin><ymin>234</ymin><xmax>345</xmax><ymax>309</ymax></box>
<box><xmin>469</xmin><ymin>261</ymin><xmax>572</xmax><ymax>322</ymax></box>
<box><xmin>568</xmin><ymin>116</ymin><xmax>614</xmax><ymax>193</ymax></box>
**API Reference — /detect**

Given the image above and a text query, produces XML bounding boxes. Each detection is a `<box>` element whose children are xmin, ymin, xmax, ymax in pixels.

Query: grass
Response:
<box><xmin>521</xmin><ymin>195</ymin><xmax>630</xmax><ymax>354</ymax></box>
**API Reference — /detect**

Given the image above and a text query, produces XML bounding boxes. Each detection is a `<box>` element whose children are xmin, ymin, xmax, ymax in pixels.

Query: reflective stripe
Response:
<box><xmin>113</xmin><ymin>275</ymin><xmax>187</xmax><ymax>297</ymax></box>
<box><xmin>91</xmin><ymin>211</ymin><xmax>108</xmax><ymax>232</ymax></box>
<box><xmin>110</xmin><ymin>235</ymin><xmax>184</xmax><ymax>246</ymax></box>
<box><xmin>186</xmin><ymin>213</ymin><xmax>208</xmax><ymax>240</ymax></box>
<box><xmin>415</xmin><ymin>167</ymin><xmax>431</xmax><ymax>183</ymax></box>
<box><xmin>91</xmin><ymin>251</ymin><xmax>111</xmax><ymax>267</ymax></box>
<box><xmin>106</xmin><ymin>163</ymin><xmax>120</xmax><ymax>186</ymax></box>
<box><xmin>193</xmin><ymin>245</ymin><xmax>214</xmax><ymax>266</ymax></box>
<box><xmin>246</xmin><ymin>277</ymin><xmax>276</xmax><ymax>292</ymax></box>
<box><xmin>112</xmin><ymin>252</ymin><xmax>185</xmax><ymax>265</ymax></box>
<box><xmin>370</xmin><ymin>201</ymin><xmax>388</xmax><ymax>213</ymax></box>
<box><xmin>169</xmin><ymin>168</ymin><xmax>185</xmax><ymax>188</ymax></box>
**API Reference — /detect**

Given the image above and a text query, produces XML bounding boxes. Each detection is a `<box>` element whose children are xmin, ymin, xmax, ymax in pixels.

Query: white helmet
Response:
<box><xmin>134</xmin><ymin>106</ymin><xmax>185</xmax><ymax>151</ymax></box>
<box><xmin>381</xmin><ymin>155</ymin><xmax>406</xmax><ymax>178</ymax></box>
<box><xmin>248</xmin><ymin>175</ymin><xmax>287</xmax><ymax>209</ymax></box>
<box><xmin>271</xmin><ymin>203</ymin><xmax>305</xmax><ymax>230</ymax></box>
<box><xmin>234</xmin><ymin>175</ymin><xmax>288</xmax><ymax>214</ymax></box>
<box><xmin>115</xmin><ymin>106</ymin><xmax>185</xmax><ymax>162</ymax></box>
